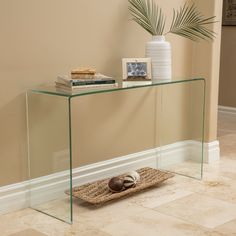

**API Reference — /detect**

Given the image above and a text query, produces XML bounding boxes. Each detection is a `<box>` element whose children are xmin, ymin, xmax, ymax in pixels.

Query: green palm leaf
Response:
<box><xmin>128</xmin><ymin>0</ymin><xmax>216</xmax><ymax>42</ymax></box>
<box><xmin>128</xmin><ymin>0</ymin><xmax>165</xmax><ymax>35</ymax></box>
<box><xmin>168</xmin><ymin>2</ymin><xmax>216</xmax><ymax>41</ymax></box>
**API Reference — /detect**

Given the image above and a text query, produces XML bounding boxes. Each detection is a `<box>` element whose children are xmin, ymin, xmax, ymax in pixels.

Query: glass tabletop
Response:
<box><xmin>29</xmin><ymin>78</ymin><xmax>205</xmax><ymax>98</ymax></box>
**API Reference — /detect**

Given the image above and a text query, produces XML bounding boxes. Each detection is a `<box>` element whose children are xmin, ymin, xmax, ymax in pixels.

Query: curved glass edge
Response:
<box><xmin>29</xmin><ymin>78</ymin><xmax>205</xmax><ymax>98</ymax></box>
<box><xmin>201</xmin><ymin>79</ymin><xmax>206</xmax><ymax>180</ymax></box>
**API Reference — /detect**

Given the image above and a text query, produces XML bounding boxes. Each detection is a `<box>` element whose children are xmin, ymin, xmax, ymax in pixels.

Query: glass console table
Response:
<box><xmin>26</xmin><ymin>78</ymin><xmax>205</xmax><ymax>224</ymax></box>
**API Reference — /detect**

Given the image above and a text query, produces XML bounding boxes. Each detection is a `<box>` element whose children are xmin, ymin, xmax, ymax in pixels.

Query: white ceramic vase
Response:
<box><xmin>145</xmin><ymin>35</ymin><xmax>172</xmax><ymax>82</ymax></box>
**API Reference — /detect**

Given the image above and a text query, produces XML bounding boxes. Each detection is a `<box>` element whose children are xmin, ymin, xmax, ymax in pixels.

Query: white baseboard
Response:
<box><xmin>0</xmin><ymin>181</ymin><xmax>29</xmax><ymax>215</ymax></box>
<box><xmin>218</xmin><ymin>105</ymin><xmax>236</xmax><ymax>115</ymax></box>
<box><xmin>190</xmin><ymin>140</ymin><xmax>220</xmax><ymax>163</ymax></box>
<box><xmin>204</xmin><ymin>141</ymin><xmax>220</xmax><ymax>163</ymax></box>
<box><xmin>0</xmin><ymin>140</ymin><xmax>220</xmax><ymax>215</ymax></box>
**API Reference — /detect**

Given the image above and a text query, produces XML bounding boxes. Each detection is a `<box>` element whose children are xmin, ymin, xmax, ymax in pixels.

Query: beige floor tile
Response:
<box><xmin>128</xmin><ymin>182</ymin><xmax>193</xmax><ymax>208</ymax></box>
<box><xmin>0</xmin><ymin>210</ymin><xmax>71</xmax><ymax>236</ymax></box>
<box><xmin>217</xmin><ymin>113</ymin><xmax>236</xmax><ymax>135</ymax></box>
<box><xmin>0</xmin><ymin>209</ymin><xmax>39</xmax><ymax>236</ymax></box>
<box><xmin>72</xmin><ymin>197</ymin><xmax>148</xmax><ymax>228</ymax></box>
<box><xmin>203</xmin><ymin>159</ymin><xmax>236</xmax><ymax>181</ymax></box>
<box><xmin>214</xmin><ymin>218</ymin><xmax>236</xmax><ymax>236</ymax></box>
<box><xmin>203</xmin><ymin>231</ymin><xmax>232</xmax><ymax>236</ymax></box>
<box><xmin>164</xmin><ymin>174</ymin><xmax>206</xmax><ymax>193</ymax></box>
<box><xmin>64</xmin><ymin>224</ymin><xmax>112</xmax><ymax>236</ymax></box>
<box><xmin>66</xmin><ymin>226</ymin><xmax>112</xmax><ymax>236</ymax></box>
<box><xmin>0</xmin><ymin>208</ymin><xmax>36</xmax><ymax>219</ymax></box>
<box><xmin>218</xmin><ymin>129</ymin><xmax>233</xmax><ymax>137</ymax></box>
<box><xmin>38</xmin><ymin>196</ymin><xmax>147</xmax><ymax>229</ymax></box>
<box><xmin>197</xmin><ymin>179</ymin><xmax>236</xmax><ymax>204</ymax></box>
<box><xmin>155</xmin><ymin>193</ymin><xmax>236</xmax><ymax>229</ymax></box>
<box><xmin>101</xmin><ymin>209</ymin><xmax>211</xmax><ymax>236</ymax></box>
<box><xmin>8</xmin><ymin>229</ymin><xmax>47</xmax><ymax>236</ymax></box>
<box><xmin>31</xmin><ymin>196</ymin><xmax>71</xmax><ymax>212</ymax></box>
<box><xmin>0</xmin><ymin>208</ymin><xmax>109</xmax><ymax>236</ymax></box>
<box><xmin>199</xmin><ymin>162</ymin><xmax>236</xmax><ymax>197</ymax></box>
<box><xmin>219</xmin><ymin>133</ymin><xmax>236</xmax><ymax>154</ymax></box>
<box><xmin>71</xmin><ymin>230</ymin><xmax>111</xmax><ymax>236</ymax></box>
<box><xmin>161</xmin><ymin>161</ymin><xmax>203</xmax><ymax>179</ymax></box>
<box><xmin>32</xmin><ymin>198</ymin><xmax>87</xmax><ymax>223</ymax></box>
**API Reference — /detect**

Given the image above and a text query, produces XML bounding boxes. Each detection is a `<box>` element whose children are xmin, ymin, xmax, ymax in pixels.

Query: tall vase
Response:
<box><xmin>145</xmin><ymin>35</ymin><xmax>172</xmax><ymax>82</ymax></box>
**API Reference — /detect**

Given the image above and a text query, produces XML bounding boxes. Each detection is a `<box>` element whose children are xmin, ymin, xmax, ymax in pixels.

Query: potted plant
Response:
<box><xmin>128</xmin><ymin>0</ymin><xmax>216</xmax><ymax>82</ymax></box>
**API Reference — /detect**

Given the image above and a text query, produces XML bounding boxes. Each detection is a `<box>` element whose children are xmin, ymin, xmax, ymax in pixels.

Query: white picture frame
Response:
<box><xmin>122</xmin><ymin>58</ymin><xmax>152</xmax><ymax>81</ymax></box>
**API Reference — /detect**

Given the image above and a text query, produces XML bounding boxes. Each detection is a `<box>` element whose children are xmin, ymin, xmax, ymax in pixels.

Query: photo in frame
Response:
<box><xmin>222</xmin><ymin>0</ymin><xmax>236</xmax><ymax>26</ymax></box>
<box><xmin>122</xmin><ymin>58</ymin><xmax>152</xmax><ymax>81</ymax></box>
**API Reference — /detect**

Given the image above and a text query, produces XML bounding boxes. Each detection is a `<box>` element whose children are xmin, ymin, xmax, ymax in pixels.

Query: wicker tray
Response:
<box><xmin>66</xmin><ymin>167</ymin><xmax>174</xmax><ymax>205</ymax></box>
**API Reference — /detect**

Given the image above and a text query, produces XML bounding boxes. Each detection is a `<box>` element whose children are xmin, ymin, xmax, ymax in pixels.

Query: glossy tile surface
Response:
<box><xmin>155</xmin><ymin>193</ymin><xmax>236</xmax><ymax>228</ymax></box>
<box><xmin>2</xmin><ymin>112</ymin><xmax>236</xmax><ymax>235</ymax></box>
<box><xmin>8</xmin><ymin>229</ymin><xmax>47</xmax><ymax>236</ymax></box>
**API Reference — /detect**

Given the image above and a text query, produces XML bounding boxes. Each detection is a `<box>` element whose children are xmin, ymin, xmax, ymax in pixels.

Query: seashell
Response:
<box><xmin>125</xmin><ymin>171</ymin><xmax>140</xmax><ymax>182</ymax></box>
<box><xmin>108</xmin><ymin>177</ymin><xmax>124</xmax><ymax>193</ymax></box>
<box><xmin>123</xmin><ymin>175</ymin><xmax>137</xmax><ymax>188</ymax></box>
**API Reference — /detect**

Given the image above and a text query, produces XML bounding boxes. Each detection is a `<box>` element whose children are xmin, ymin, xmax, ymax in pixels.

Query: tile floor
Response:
<box><xmin>2</xmin><ymin>111</ymin><xmax>236</xmax><ymax>236</ymax></box>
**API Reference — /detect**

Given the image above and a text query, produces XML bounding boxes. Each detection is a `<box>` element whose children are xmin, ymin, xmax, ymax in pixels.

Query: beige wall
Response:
<box><xmin>192</xmin><ymin>0</ymin><xmax>223</xmax><ymax>142</ymax></box>
<box><xmin>219</xmin><ymin>27</ymin><xmax>236</xmax><ymax>107</ymax></box>
<box><xmin>0</xmin><ymin>0</ymin><xmax>222</xmax><ymax>186</ymax></box>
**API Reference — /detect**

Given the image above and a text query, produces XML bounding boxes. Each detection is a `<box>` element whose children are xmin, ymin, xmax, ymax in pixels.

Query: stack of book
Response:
<box><xmin>55</xmin><ymin>68</ymin><xmax>117</xmax><ymax>91</ymax></box>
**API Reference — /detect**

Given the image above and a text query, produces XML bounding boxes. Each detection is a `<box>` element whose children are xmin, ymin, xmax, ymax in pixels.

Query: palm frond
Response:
<box><xmin>128</xmin><ymin>0</ymin><xmax>165</xmax><ymax>35</ymax></box>
<box><xmin>168</xmin><ymin>2</ymin><xmax>217</xmax><ymax>41</ymax></box>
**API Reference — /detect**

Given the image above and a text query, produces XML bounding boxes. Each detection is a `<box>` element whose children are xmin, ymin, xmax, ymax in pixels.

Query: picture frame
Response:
<box><xmin>222</xmin><ymin>0</ymin><xmax>236</xmax><ymax>26</ymax></box>
<box><xmin>122</xmin><ymin>58</ymin><xmax>152</xmax><ymax>81</ymax></box>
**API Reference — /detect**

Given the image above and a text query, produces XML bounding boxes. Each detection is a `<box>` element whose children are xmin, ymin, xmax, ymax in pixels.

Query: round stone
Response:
<box><xmin>108</xmin><ymin>177</ymin><xmax>124</xmax><ymax>193</ymax></box>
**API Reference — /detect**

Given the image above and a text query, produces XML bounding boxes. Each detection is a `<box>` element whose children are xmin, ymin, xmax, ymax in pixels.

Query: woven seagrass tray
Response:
<box><xmin>66</xmin><ymin>167</ymin><xmax>174</xmax><ymax>205</ymax></box>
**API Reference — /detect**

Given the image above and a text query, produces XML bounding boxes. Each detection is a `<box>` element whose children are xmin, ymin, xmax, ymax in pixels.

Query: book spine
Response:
<box><xmin>71</xmin><ymin>80</ymin><xmax>116</xmax><ymax>86</ymax></box>
<box><xmin>56</xmin><ymin>83</ymin><xmax>118</xmax><ymax>91</ymax></box>
<box><xmin>71</xmin><ymin>74</ymin><xmax>95</xmax><ymax>80</ymax></box>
